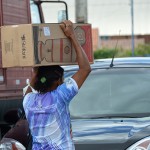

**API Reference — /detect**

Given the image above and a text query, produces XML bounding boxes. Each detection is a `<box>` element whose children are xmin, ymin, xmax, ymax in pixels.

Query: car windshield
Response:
<box><xmin>66</xmin><ymin>67</ymin><xmax>150</xmax><ymax>118</ymax></box>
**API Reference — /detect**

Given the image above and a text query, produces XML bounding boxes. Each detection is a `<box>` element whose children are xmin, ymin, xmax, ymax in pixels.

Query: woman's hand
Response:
<box><xmin>60</xmin><ymin>20</ymin><xmax>75</xmax><ymax>39</ymax></box>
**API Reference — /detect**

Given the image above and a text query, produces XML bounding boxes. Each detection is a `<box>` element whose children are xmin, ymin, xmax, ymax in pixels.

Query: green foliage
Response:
<box><xmin>94</xmin><ymin>44</ymin><xmax>150</xmax><ymax>59</ymax></box>
<box><xmin>94</xmin><ymin>48</ymin><xmax>118</xmax><ymax>59</ymax></box>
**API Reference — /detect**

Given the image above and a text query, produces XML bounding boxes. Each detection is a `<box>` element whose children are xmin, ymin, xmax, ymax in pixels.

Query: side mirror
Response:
<box><xmin>0</xmin><ymin>138</ymin><xmax>26</xmax><ymax>150</ymax></box>
<box><xmin>58</xmin><ymin>10</ymin><xmax>67</xmax><ymax>23</ymax></box>
<box><xmin>32</xmin><ymin>0</ymin><xmax>68</xmax><ymax>23</ymax></box>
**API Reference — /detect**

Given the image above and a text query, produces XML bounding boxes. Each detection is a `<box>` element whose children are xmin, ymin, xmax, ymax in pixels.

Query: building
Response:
<box><xmin>100</xmin><ymin>35</ymin><xmax>150</xmax><ymax>50</ymax></box>
<box><xmin>92</xmin><ymin>28</ymin><xmax>101</xmax><ymax>51</ymax></box>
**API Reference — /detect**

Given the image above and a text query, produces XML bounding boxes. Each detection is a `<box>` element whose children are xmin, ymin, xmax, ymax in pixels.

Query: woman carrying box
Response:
<box><xmin>23</xmin><ymin>20</ymin><xmax>91</xmax><ymax>150</ymax></box>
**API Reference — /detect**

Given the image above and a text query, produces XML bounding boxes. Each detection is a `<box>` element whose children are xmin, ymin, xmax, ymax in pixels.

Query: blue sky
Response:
<box><xmin>63</xmin><ymin>0</ymin><xmax>150</xmax><ymax>36</ymax></box>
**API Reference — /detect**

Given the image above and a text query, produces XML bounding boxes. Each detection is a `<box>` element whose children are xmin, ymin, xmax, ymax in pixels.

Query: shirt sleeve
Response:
<box><xmin>23</xmin><ymin>93</ymin><xmax>33</xmax><ymax>110</ymax></box>
<box><xmin>56</xmin><ymin>77</ymin><xmax>79</xmax><ymax>104</ymax></box>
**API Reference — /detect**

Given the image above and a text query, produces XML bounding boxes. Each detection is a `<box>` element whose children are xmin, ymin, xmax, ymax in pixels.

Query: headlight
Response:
<box><xmin>126</xmin><ymin>136</ymin><xmax>150</xmax><ymax>150</ymax></box>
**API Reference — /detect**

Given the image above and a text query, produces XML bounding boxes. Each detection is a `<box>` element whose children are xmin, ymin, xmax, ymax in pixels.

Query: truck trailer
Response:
<box><xmin>0</xmin><ymin>0</ymin><xmax>68</xmax><ymax>138</ymax></box>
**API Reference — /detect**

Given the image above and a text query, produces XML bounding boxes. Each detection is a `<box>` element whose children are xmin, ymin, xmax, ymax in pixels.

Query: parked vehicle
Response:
<box><xmin>66</xmin><ymin>57</ymin><xmax>150</xmax><ymax>150</ymax></box>
<box><xmin>0</xmin><ymin>0</ymin><xmax>68</xmax><ymax>99</ymax></box>
<box><xmin>1</xmin><ymin>57</ymin><xmax>150</xmax><ymax>149</ymax></box>
<box><xmin>0</xmin><ymin>0</ymin><xmax>68</xmax><ymax>139</ymax></box>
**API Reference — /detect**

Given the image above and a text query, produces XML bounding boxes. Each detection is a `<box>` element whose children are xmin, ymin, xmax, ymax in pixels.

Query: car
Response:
<box><xmin>1</xmin><ymin>57</ymin><xmax>150</xmax><ymax>150</ymax></box>
<box><xmin>66</xmin><ymin>57</ymin><xmax>150</xmax><ymax>150</ymax></box>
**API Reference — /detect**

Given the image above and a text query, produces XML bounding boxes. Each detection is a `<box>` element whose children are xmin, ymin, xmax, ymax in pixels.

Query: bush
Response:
<box><xmin>135</xmin><ymin>44</ymin><xmax>150</xmax><ymax>56</ymax></box>
<box><xmin>94</xmin><ymin>44</ymin><xmax>150</xmax><ymax>59</ymax></box>
<box><xmin>94</xmin><ymin>48</ymin><xmax>118</xmax><ymax>59</ymax></box>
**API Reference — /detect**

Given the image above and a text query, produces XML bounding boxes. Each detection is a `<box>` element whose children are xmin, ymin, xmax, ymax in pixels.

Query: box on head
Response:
<box><xmin>1</xmin><ymin>23</ymin><xmax>93</xmax><ymax>68</ymax></box>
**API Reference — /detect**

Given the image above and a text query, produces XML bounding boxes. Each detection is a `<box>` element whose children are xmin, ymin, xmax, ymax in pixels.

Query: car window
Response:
<box><xmin>67</xmin><ymin>68</ymin><xmax>150</xmax><ymax>118</ymax></box>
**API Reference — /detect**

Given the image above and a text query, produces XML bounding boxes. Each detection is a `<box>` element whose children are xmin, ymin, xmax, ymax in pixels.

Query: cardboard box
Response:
<box><xmin>1</xmin><ymin>23</ymin><xmax>93</xmax><ymax>68</ymax></box>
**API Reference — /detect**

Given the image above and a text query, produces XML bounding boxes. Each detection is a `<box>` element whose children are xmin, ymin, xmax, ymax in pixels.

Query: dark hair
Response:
<box><xmin>33</xmin><ymin>65</ymin><xmax>64</xmax><ymax>93</ymax></box>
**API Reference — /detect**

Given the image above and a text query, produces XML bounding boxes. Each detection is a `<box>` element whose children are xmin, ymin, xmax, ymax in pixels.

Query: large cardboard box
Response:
<box><xmin>1</xmin><ymin>23</ymin><xmax>93</xmax><ymax>68</ymax></box>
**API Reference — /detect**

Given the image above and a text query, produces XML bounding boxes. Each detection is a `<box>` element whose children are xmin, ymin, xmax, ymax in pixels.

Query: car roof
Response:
<box><xmin>95</xmin><ymin>57</ymin><xmax>150</xmax><ymax>64</ymax></box>
<box><xmin>63</xmin><ymin>57</ymin><xmax>150</xmax><ymax>71</ymax></box>
<box><xmin>94</xmin><ymin>57</ymin><xmax>150</xmax><ymax>68</ymax></box>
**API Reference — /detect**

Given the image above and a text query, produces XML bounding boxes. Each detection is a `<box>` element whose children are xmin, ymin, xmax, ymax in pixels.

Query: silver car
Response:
<box><xmin>65</xmin><ymin>57</ymin><xmax>150</xmax><ymax>150</ymax></box>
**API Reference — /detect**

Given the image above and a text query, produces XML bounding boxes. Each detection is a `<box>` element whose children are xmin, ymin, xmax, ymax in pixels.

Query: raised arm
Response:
<box><xmin>60</xmin><ymin>20</ymin><xmax>91</xmax><ymax>89</ymax></box>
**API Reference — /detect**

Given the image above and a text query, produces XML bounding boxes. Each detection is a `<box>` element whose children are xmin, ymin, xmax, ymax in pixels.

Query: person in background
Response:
<box><xmin>23</xmin><ymin>20</ymin><xmax>91</xmax><ymax>150</ymax></box>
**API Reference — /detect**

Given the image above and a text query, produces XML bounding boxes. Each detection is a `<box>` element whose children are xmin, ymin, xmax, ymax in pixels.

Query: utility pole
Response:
<box><xmin>75</xmin><ymin>0</ymin><xmax>87</xmax><ymax>23</ymax></box>
<box><xmin>131</xmin><ymin>0</ymin><xmax>135</xmax><ymax>56</ymax></box>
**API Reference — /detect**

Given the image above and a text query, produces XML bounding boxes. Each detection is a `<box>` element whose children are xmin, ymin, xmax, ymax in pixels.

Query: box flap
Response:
<box><xmin>17</xmin><ymin>24</ymin><xmax>34</xmax><ymax>66</ymax></box>
<box><xmin>1</xmin><ymin>25</ymin><xmax>19</xmax><ymax>67</ymax></box>
<box><xmin>1</xmin><ymin>24</ymin><xmax>34</xmax><ymax>67</ymax></box>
